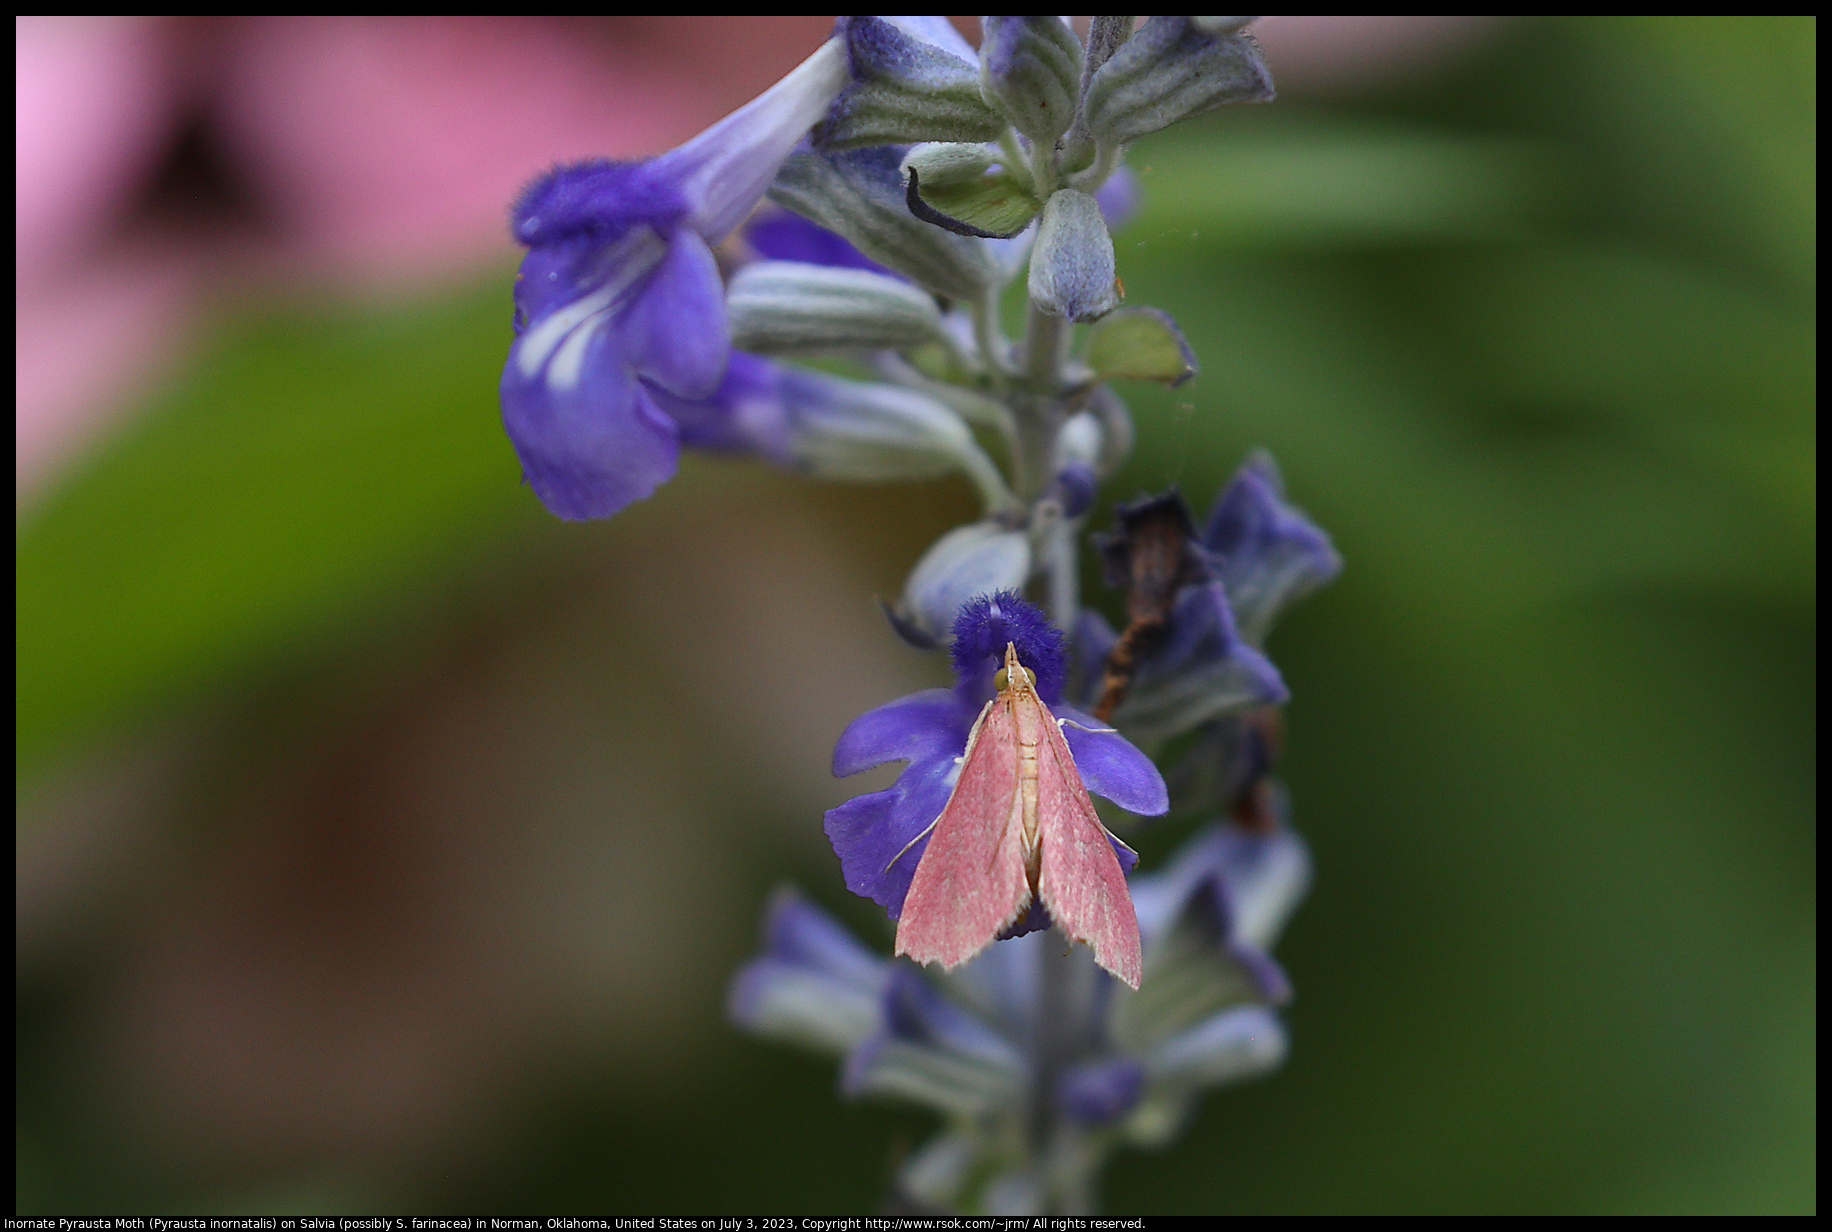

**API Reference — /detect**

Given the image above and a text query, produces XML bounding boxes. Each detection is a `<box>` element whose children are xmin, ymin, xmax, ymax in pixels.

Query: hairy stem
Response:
<box><xmin>1043</xmin><ymin>515</ymin><xmax>1080</xmax><ymax>630</ymax></box>
<box><xmin>974</xmin><ymin>289</ymin><xmax>1012</xmax><ymax>390</ymax></box>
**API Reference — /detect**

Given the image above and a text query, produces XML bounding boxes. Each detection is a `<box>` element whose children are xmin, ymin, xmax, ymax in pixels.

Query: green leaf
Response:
<box><xmin>1086</xmin><ymin>307</ymin><xmax>1198</xmax><ymax>385</ymax></box>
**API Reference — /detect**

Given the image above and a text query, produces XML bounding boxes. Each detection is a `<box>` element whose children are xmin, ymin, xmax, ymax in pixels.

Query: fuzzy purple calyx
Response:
<box><xmin>950</xmin><ymin>590</ymin><xmax>1066</xmax><ymax>703</ymax></box>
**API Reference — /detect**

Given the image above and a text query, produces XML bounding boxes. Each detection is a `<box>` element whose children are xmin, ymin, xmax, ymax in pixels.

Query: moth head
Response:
<box><xmin>994</xmin><ymin>642</ymin><xmax>1038</xmax><ymax>694</ymax></box>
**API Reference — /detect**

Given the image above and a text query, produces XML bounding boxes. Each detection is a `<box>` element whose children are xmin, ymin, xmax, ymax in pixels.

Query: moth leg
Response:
<box><xmin>1058</xmin><ymin>717</ymin><xmax>1118</xmax><ymax>734</ymax></box>
<box><xmin>882</xmin><ymin>814</ymin><xmax>942</xmax><ymax>874</ymax></box>
<box><xmin>1101</xmin><ymin>822</ymin><xmax>1139</xmax><ymax>859</ymax></box>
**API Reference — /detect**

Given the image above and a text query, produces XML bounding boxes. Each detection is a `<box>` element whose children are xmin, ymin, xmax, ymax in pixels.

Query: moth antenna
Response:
<box><xmin>883</xmin><ymin>815</ymin><xmax>942</xmax><ymax>875</ymax></box>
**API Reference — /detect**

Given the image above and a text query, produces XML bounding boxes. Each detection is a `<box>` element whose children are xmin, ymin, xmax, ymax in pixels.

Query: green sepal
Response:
<box><xmin>770</xmin><ymin>148</ymin><xmax>1001</xmax><ymax>302</ymax></box>
<box><xmin>816</xmin><ymin>17</ymin><xmax>1006</xmax><ymax>150</ymax></box>
<box><xmin>905</xmin><ymin>164</ymin><xmax>1043</xmax><ymax>240</ymax></box>
<box><xmin>1086</xmin><ymin>307</ymin><xmax>1199</xmax><ymax>386</ymax></box>
<box><xmin>1083</xmin><ymin>16</ymin><xmax>1274</xmax><ymax>147</ymax></box>
<box><xmin>979</xmin><ymin>16</ymin><xmax>1083</xmax><ymax>149</ymax></box>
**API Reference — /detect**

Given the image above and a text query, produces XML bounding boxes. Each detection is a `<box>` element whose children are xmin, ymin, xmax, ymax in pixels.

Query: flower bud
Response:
<box><xmin>817</xmin><ymin>16</ymin><xmax>1003</xmax><ymax>150</ymax></box>
<box><xmin>1082</xmin><ymin>16</ymin><xmax>1273</xmax><ymax>147</ymax></box>
<box><xmin>901</xmin><ymin>141</ymin><xmax>999</xmax><ymax>187</ymax></box>
<box><xmin>727</xmin><ymin>261</ymin><xmax>947</xmax><ymax>354</ymax></box>
<box><xmin>787</xmin><ymin>382</ymin><xmax>988</xmax><ymax>485</ymax></box>
<box><xmin>979</xmin><ymin>16</ymin><xmax>1082</xmax><ymax>149</ymax></box>
<box><xmin>900</xmin><ymin>522</ymin><xmax>1034</xmax><ymax>645</ymax></box>
<box><xmin>1029</xmin><ymin>189</ymin><xmax>1120</xmax><ymax>322</ymax></box>
<box><xmin>1052</xmin><ymin>412</ymin><xmax>1104</xmax><ymax>518</ymax></box>
<box><xmin>1057</xmin><ymin>410</ymin><xmax>1104</xmax><ymax>470</ymax></box>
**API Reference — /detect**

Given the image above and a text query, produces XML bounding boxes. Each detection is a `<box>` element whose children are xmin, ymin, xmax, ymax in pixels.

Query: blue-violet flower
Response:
<box><xmin>1076</xmin><ymin>490</ymin><xmax>1290</xmax><ymax>744</ymax></box>
<box><xmin>501</xmin><ymin>38</ymin><xmax>846</xmax><ymax>520</ymax></box>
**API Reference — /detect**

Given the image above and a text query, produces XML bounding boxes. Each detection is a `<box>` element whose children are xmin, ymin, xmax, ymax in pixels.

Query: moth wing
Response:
<box><xmin>895</xmin><ymin>696</ymin><xmax>1032</xmax><ymax>971</ymax></box>
<box><xmin>1035</xmin><ymin>705</ymin><xmax>1144</xmax><ymax>989</ymax></box>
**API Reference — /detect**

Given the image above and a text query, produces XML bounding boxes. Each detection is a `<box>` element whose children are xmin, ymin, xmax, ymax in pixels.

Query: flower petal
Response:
<box><xmin>1144</xmin><ymin>1003</ymin><xmax>1287</xmax><ymax>1090</ymax></box>
<box><xmin>619</xmin><ymin>225</ymin><xmax>729</xmax><ymax>398</ymax></box>
<box><xmin>832</xmin><ymin>688</ymin><xmax>974</xmax><ymax>777</ymax></box>
<box><xmin>510</xmin><ymin>159</ymin><xmax>687</xmax><ymax>251</ymax></box>
<box><xmin>1058</xmin><ymin>1056</ymin><xmax>1147</xmax><ymax>1124</ymax></box>
<box><xmin>1216</xmin><ymin>828</ymin><xmax>1313</xmax><ymax>952</ymax></box>
<box><xmin>1057</xmin><ymin>704</ymin><xmax>1169</xmax><ymax>816</ymax></box>
<box><xmin>950</xmin><ymin>591</ymin><xmax>1067</xmax><ymax>704</ymax></box>
<box><xmin>659</xmin><ymin>37</ymin><xmax>848</xmax><ymax>242</ymax></box>
<box><xmin>646</xmin><ymin>350</ymin><xmax>794</xmax><ymax>460</ymax></box>
<box><xmin>824</xmin><ymin>753</ymin><xmax>959</xmax><ymax>917</ymax></box>
<box><xmin>1120</xmin><ymin>1005</ymin><xmax>1287</xmax><ymax>1147</ymax></box>
<box><xmin>1129</xmin><ymin>824</ymin><xmax>1311</xmax><ymax>953</ymax></box>
<box><xmin>728</xmin><ymin>958</ymin><xmax>883</xmax><ymax>1056</ymax></box>
<box><xmin>761</xmin><ymin>885</ymin><xmax>885</xmax><ymax>987</ymax></box>
<box><xmin>745</xmin><ymin>207</ymin><xmax>891</xmax><ymax>275</ymax></box>
<box><xmin>842</xmin><ymin>965</ymin><xmax>1027</xmax><ymax>1117</ymax></box>
<box><xmin>728</xmin><ymin>888</ymin><xmax>888</xmax><ymax>1057</ymax></box>
<box><xmin>1204</xmin><ymin>451</ymin><xmax>1343</xmax><ymax>644</ymax></box>
<box><xmin>500</xmin><ymin>304</ymin><xmax>680</xmax><ymax>521</ymax></box>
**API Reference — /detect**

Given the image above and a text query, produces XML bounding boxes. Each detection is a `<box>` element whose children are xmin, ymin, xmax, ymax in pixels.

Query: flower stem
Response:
<box><xmin>1043</xmin><ymin>515</ymin><xmax>1080</xmax><ymax>629</ymax></box>
<box><xmin>1029</xmin><ymin>940</ymin><xmax>1098</xmax><ymax>1216</ymax></box>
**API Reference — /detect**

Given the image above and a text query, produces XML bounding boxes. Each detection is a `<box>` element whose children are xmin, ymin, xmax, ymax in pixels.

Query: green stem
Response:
<box><xmin>873</xmin><ymin>355</ymin><xmax>1021</xmax><ymax>463</ymax></box>
<box><xmin>1043</xmin><ymin>515</ymin><xmax>1080</xmax><ymax>630</ymax></box>
<box><xmin>1066</xmin><ymin>141</ymin><xmax>1122</xmax><ymax>195</ymax></box>
<box><xmin>958</xmin><ymin>439</ymin><xmax>1023</xmax><ymax>521</ymax></box>
<box><xmin>973</xmin><ymin>289</ymin><xmax>1012</xmax><ymax>391</ymax></box>
<box><xmin>1022</xmin><ymin>302</ymin><xmax>1071</xmax><ymax>392</ymax></box>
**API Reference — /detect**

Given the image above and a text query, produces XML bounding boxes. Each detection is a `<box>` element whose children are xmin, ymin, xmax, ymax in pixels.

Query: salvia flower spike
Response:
<box><xmin>499</xmin><ymin>17</ymin><xmax>1340</xmax><ymax>1214</ymax></box>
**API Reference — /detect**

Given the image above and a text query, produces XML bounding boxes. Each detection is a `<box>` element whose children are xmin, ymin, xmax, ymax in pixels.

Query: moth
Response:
<box><xmin>894</xmin><ymin>642</ymin><xmax>1143</xmax><ymax>988</ymax></box>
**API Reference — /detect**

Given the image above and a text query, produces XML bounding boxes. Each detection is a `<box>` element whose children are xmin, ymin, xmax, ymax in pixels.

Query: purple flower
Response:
<box><xmin>1076</xmin><ymin>491</ymin><xmax>1290</xmax><ymax>744</ymax></box>
<box><xmin>1093</xmin><ymin>165</ymin><xmax>1141</xmax><ymax>230</ymax></box>
<box><xmin>843</xmin><ymin>965</ymin><xmax>1027</xmax><ymax>1116</ymax></box>
<box><xmin>726</xmin><ymin>886</ymin><xmax>889</xmax><ymax>1056</ymax></box>
<box><xmin>500</xmin><ymin>38</ymin><xmax>846</xmax><ymax>520</ymax></box>
<box><xmin>1201</xmin><ymin>450</ymin><xmax>1343</xmax><ymax>645</ymax></box>
<box><xmin>1092</xmin><ymin>459</ymin><xmax>1336</xmax><ymax>819</ymax></box>
<box><xmin>824</xmin><ymin>592</ymin><xmax>1169</xmax><ymax>923</ymax></box>
<box><xmin>743</xmin><ymin>206</ymin><xmax>892</xmax><ymax>277</ymax></box>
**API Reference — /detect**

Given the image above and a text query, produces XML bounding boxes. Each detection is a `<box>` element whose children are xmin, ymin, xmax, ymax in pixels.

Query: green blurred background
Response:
<box><xmin>17</xmin><ymin>16</ymin><xmax>1814</xmax><ymax>1214</ymax></box>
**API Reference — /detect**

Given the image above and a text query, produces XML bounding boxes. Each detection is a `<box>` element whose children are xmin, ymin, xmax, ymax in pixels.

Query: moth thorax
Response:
<box><xmin>994</xmin><ymin>664</ymin><xmax>1037</xmax><ymax>693</ymax></box>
